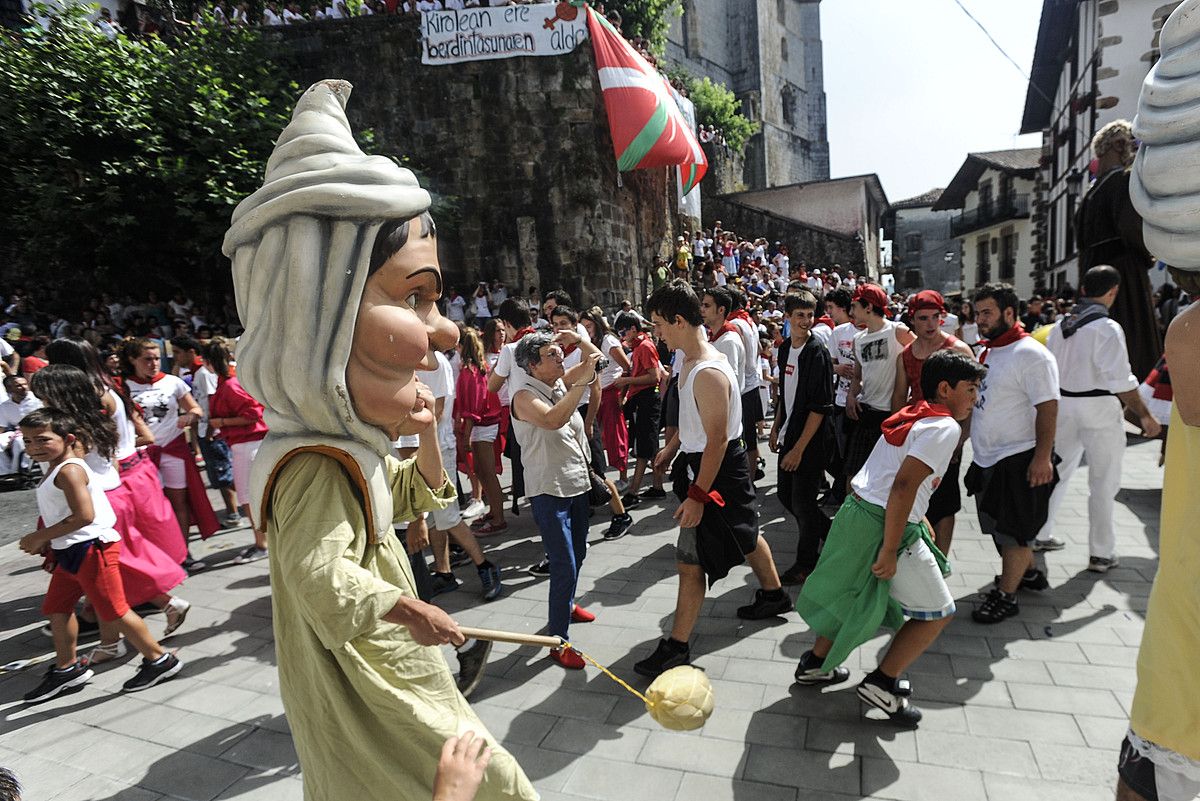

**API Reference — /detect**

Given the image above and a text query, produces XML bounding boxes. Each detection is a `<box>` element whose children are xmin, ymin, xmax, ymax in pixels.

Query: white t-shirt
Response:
<box><xmin>263</xmin><ymin>7</ymin><xmax>282</xmax><ymax>23</ymax></box>
<box><xmin>829</xmin><ymin>321</ymin><xmax>857</xmax><ymax>407</ymax></box>
<box><xmin>0</xmin><ymin>394</ymin><xmax>43</xmax><ymax>429</ymax></box>
<box><xmin>731</xmin><ymin>317</ymin><xmax>761</xmax><ymax>392</ymax></box>
<box><xmin>561</xmin><ymin>347</ymin><xmax>591</xmax><ymax>406</ymax></box>
<box><xmin>423</xmin><ymin>351</ymin><xmax>457</xmax><ymax>453</ymax></box>
<box><xmin>782</xmin><ymin>341</ymin><xmax>804</xmax><ymax>418</ymax></box>
<box><xmin>126</xmin><ymin>374</ymin><xmax>190</xmax><ymax>448</ymax></box>
<box><xmin>191</xmin><ymin>365</ymin><xmax>218</xmax><ymax>437</ymax></box>
<box><xmin>712</xmin><ymin>330</ymin><xmax>745</xmax><ymax>393</ymax></box>
<box><xmin>970</xmin><ymin>337</ymin><xmax>1060</xmax><ymax>468</ymax></box>
<box><xmin>1045</xmin><ymin>317</ymin><xmax>1138</xmax><ymax>396</ymax></box>
<box><xmin>282</xmin><ymin>8</ymin><xmax>303</xmax><ymax>22</ymax></box>
<box><xmin>493</xmin><ymin>342</ymin><xmax>523</xmax><ymax>406</ymax></box>
<box><xmin>852</xmin><ymin>416</ymin><xmax>961</xmax><ymax>522</ymax></box>
<box><xmin>678</xmin><ymin>358</ymin><xmax>742</xmax><ymax>454</ymax></box>
<box><xmin>960</xmin><ymin>321</ymin><xmax>980</xmax><ymax>347</ymax></box>
<box><xmin>940</xmin><ymin>313</ymin><xmax>959</xmax><ymax>338</ymax></box>
<box><xmin>599</xmin><ymin>333</ymin><xmax>624</xmax><ymax>390</ymax></box>
<box><xmin>473</xmin><ymin>295</ymin><xmax>491</xmax><ymax>318</ymax></box>
<box><xmin>853</xmin><ymin>320</ymin><xmax>903</xmax><ymax>412</ymax></box>
<box><xmin>37</xmin><ymin>458</ymin><xmax>121</xmax><ymax>550</ymax></box>
<box><xmin>447</xmin><ymin>295</ymin><xmax>467</xmax><ymax>322</ymax></box>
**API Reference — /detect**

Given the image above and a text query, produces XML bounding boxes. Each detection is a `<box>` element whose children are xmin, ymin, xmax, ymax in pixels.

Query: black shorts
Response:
<box><xmin>740</xmin><ymin>389</ymin><xmax>764</xmax><ymax>447</ymax></box>
<box><xmin>624</xmin><ymin>390</ymin><xmax>661</xmax><ymax>460</ymax></box>
<box><xmin>661</xmin><ymin>376</ymin><xmax>680</xmax><ymax>430</ymax></box>
<box><xmin>844</xmin><ymin>406</ymin><xmax>890</xmax><ymax>479</ymax></box>
<box><xmin>1118</xmin><ymin>734</ymin><xmax>1159</xmax><ymax>801</ymax></box>
<box><xmin>926</xmin><ymin>457</ymin><xmax>962</xmax><ymax>525</ymax></box>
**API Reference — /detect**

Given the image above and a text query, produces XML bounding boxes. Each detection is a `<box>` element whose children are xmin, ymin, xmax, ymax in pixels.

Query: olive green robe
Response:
<box><xmin>266</xmin><ymin>451</ymin><xmax>538</xmax><ymax>801</ymax></box>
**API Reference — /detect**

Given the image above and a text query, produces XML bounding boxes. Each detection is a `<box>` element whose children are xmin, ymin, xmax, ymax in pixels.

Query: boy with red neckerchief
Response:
<box><xmin>611</xmin><ymin>317</ymin><xmax>663</xmax><ymax>505</ymax></box>
<box><xmin>965</xmin><ymin>283</ymin><xmax>1060</xmax><ymax>624</ymax></box>
<box><xmin>794</xmin><ymin>350</ymin><xmax>986</xmax><ymax>726</ymax></box>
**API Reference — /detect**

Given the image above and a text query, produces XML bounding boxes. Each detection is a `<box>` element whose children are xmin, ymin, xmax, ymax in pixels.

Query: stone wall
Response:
<box><xmin>269</xmin><ymin>15</ymin><xmax>676</xmax><ymax>310</ymax></box>
<box><xmin>701</xmin><ymin>195</ymin><xmax>866</xmax><ymax>272</ymax></box>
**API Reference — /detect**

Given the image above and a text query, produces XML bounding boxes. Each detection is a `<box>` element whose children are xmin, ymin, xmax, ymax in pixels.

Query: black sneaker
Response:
<box><xmin>972</xmin><ymin>588</ymin><xmax>1019</xmax><ymax>624</ymax></box>
<box><xmin>793</xmin><ymin>650</ymin><xmax>851</xmax><ymax>686</ymax></box>
<box><xmin>429</xmin><ymin>572</ymin><xmax>460</xmax><ymax>597</ymax></box>
<box><xmin>621</xmin><ymin>493</ymin><xmax>642</xmax><ymax>509</ymax></box>
<box><xmin>641</xmin><ymin>487</ymin><xmax>668</xmax><ymax>499</ymax></box>
<box><xmin>754</xmin><ymin>468</ymin><xmax>766</xmax><ymax>482</ymax></box>
<box><xmin>604</xmin><ymin>513</ymin><xmax>633</xmax><ymax>541</ymax></box>
<box><xmin>993</xmin><ymin>569</ymin><xmax>1049</xmax><ymax>592</ymax></box>
<box><xmin>233</xmin><ymin>545</ymin><xmax>268</xmax><ymax>565</ymax></box>
<box><xmin>1032</xmin><ymin>536</ymin><xmax>1066</xmax><ymax>552</ymax></box>
<box><xmin>122</xmin><ymin>653</ymin><xmax>182</xmax><ymax>692</ymax></box>
<box><xmin>455</xmin><ymin>639</ymin><xmax>492</xmax><ymax>700</ymax></box>
<box><xmin>736</xmin><ymin>588</ymin><xmax>793</xmax><ymax>620</ymax></box>
<box><xmin>779</xmin><ymin>563</ymin><xmax>810</xmax><ymax>586</ymax></box>
<box><xmin>477</xmin><ymin>563</ymin><xmax>502</xmax><ymax>602</ymax></box>
<box><xmin>527</xmin><ymin>559</ymin><xmax>551</xmax><ymax>577</ymax></box>
<box><xmin>23</xmin><ymin>661</ymin><xmax>93</xmax><ymax>704</ymax></box>
<box><xmin>41</xmin><ymin>615</ymin><xmax>100</xmax><ymax>639</ymax></box>
<box><xmin>634</xmin><ymin>639</ymin><xmax>691</xmax><ymax>678</ymax></box>
<box><xmin>1087</xmin><ymin>555</ymin><xmax>1120</xmax><ymax>573</ymax></box>
<box><xmin>857</xmin><ymin>672</ymin><xmax>922</xmax><ymax>726</ymax></box>
<box><xmin>449</xmin><ymin>544</ymin><xmax>472</xmax><ymax>568</ymax></box>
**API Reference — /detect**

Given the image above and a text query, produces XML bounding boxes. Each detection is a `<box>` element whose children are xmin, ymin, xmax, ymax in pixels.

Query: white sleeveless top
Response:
<box><xmin>108</xmin><ymin>389</ymin><xmax>136</xmax><ymax>460</ymax></box>
<box><xmin>678</xmin><ymin>356</ymin><xmax>742</xmax><ymax>454</ymax></box>
<box><xmin>36</xmin><ymin>458</ymin><xmax>121</xmax><ymax>550</ymax></box>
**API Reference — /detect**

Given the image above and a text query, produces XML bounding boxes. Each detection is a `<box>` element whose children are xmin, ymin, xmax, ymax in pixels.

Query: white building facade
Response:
<box><xmin>934</xmin><ymin>150</ymin><xmax>1041</xmax><ymax>300</ymax></box>
<box><xmin>1021</xmin><ymin>0</ymin><xmax>1183</xmax><ymax>291</ymax></box>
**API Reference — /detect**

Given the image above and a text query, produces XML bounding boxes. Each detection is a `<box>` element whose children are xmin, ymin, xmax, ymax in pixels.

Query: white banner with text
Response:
<box><xmin>420</xmin><ymin>5</ymin><xmax>588</xmax><ymax>65</ymax></box>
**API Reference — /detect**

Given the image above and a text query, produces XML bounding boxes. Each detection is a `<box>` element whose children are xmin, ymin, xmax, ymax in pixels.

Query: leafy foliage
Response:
<box><xmin>675</xmin><ymin>72</ymin><xmax>758</xmax><ymax>152</ymax></box>
<box><xmin>602</xmin><ymin>0</ymin><xmax>679</xmax><ymax>56</ymax></box>
<box><xmin>0</xmin><ymin>6</ymin><xmax>299</xmax><ymax>297</ymax></box>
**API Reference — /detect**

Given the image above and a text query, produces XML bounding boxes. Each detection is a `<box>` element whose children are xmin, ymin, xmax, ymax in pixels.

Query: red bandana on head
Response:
<box><xmin>881</xmin><ymin>401</ymin><xmax>953</xmax><ymax>445</ymax></box>
<box><xmin>708</xmin><ymin>321</ymin><xmax>739</xmax><ymax>343</ymax></box>
<box><xmin>978</xmin><ymin>323</ymin><xmax>1028</xmax><ymax>364</ymax></box>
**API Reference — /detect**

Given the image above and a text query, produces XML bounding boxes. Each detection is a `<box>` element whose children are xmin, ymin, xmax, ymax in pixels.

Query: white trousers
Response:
<box><xmin>1037</xmin><ymin>395</ymin><xmax>1125</xmax><ymax>559</ymax></box>
<box><xmin>0</xmin><ymin>432</ymin><xmax>26</xmax><ymax>475</ymax></box>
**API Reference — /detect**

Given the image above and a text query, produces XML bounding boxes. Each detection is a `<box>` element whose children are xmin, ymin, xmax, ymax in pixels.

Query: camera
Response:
<box><xmin>595</xmin><ymin>357</ymin><xmax>610</xmax><ymax>372</ymax></box>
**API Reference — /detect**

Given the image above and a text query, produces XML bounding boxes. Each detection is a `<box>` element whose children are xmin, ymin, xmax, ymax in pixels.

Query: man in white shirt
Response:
<box><xmin>488</xmin><ymin>298</ymin><xmax>535</xmax><ymax>517</ymax></box>
<box><xmin>845</xmin><ymin>284</ymin><xmax>913</xmax><ymax>482</ymax></box>
<box><xmin>966</xmin><ymin>283</ymin><xmax>1060</xmax><ymax>624</ymax></box>
<box><xmin>824</xmin><ymin>287</ymin><xmax>857</xmax><ymax>504</ymax></box>
<box><xmin>1037</xmin><ymin>266</ymin><xmax>1160</xmax><ymax>571</ymax></box>
<box><xmin>0</xmin><ymin>375</ymin><xmax>42</xmax><ymax>475</ymax></box>
<box><xmin>700</xmin><ymin>288</ymin><xmax>745</xmax><ymax>394</ymax></box>
<box><xmin>725</xmin><ymin>288</ymin><xmax>766</xmax><ymax>480</ymax></box>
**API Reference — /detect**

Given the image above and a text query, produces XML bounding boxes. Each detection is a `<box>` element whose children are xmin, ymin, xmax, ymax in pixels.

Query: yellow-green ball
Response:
<box><xmin>645</xmin><ymin>666</ymin><xmax>714</xmax><ymax>731</ymax></box>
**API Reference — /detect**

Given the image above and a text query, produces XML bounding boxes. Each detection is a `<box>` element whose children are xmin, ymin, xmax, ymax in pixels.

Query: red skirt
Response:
<box><xmin>106</xmin><ymin>477</ymin><xmax>187</xmax><ymax>604</ymax></box>
<box><xmin>599</xmin><ymin>385</ymin><xmax>629</xmax><ymax>471</ymax></box>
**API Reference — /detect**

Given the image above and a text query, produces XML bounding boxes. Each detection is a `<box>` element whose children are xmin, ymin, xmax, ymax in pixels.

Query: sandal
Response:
<box><xmin>84</xmin><ymin>639</ymin><xmax>128</xmax><ymax>666</ymax></box>
<box><xmin>469</xmin><ymin>514</ymin><xmax>495</xmax><ymax>530</ymax></box>
<box><xmin>474</xmin><ymin>521</ymin><xmax>508</xmax><ymax>536</ymax></box>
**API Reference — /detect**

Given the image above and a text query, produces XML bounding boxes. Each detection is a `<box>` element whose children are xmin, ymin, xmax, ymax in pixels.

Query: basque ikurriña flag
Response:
<box><xmin>585</xmin><ymin>6</ymin><xmax>708</xmax><ymax>193</ymax></box>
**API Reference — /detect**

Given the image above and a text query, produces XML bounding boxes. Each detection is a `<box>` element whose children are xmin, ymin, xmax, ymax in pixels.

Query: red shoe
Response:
<box><xmin>550</xmin><ymin>647</ymin><xmax>585</xmax><ymax>670</ymax></box>
<box><xmin>570</xmin><ymin>605</ymin><xmax>595</xmax><ymax>623</ymax></box>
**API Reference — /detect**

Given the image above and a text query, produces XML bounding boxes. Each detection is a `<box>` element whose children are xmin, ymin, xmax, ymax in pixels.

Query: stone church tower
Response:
<box><xmin>666</xmin><ymin>0</ymin><xmax>830</xmax><ymax>189</ymax></box>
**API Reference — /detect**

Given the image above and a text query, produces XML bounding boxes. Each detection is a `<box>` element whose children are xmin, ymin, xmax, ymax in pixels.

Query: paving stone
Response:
<box><xmin>565</xmin><ymin>756</ymin><xmax>683</xmax><ymax>800</ymax></box>
<box><xmin>804</xmin><ymin>717</ymin><xmax>919</xmax><ymax>761</ymax></box>
<box><xmin>673</xmin><ymin>773</ymin><xmax>798</xmax><ymax>801</ymax></box>
<box><xmin>982</xmin><ymin>773</ymin><xmax>1113</xmax><ymax>801</ymax></box>
<box><xmin>540</xmin><ymin>716</ymin><xmax>649</xmax><ymax>762</ymax></box>
<box><xmin>1008</xmin><ymin>683</ymin><xmax>1127</xmax><ymax>719</ymax></box>
<box><xmin>963</xmin><ymin>706</ymin><xmax>1086</xmax><ymax>746</ymax></box>
<box><xmin>742</xmin><ymin>745</ymin><xmax>860</xmax><ymax>795</ymax></box>
<box><xmin>861</xmin><ymin>757</ymin><xmax>988</xmax><ymax>801</ymax></box>
<box><xmin>914</xmin><ymin>730</ymin><xmax>1039</xmax><ymax>777</ymax></box>
<box><xmin>1032</xmin><ymin>741</ymin><xmax>1123</xmax><ymax>785</ymax></box>
<box><xmin>638</xmin><ymin>730</ymin><xmax>745</xmax><ymax>776</ymax></box>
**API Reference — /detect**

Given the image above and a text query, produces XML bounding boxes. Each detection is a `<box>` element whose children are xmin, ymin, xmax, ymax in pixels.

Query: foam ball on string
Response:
<box><xmin>645</xmin><ymin>666</ymin><xmax>714</xmax><ymax>731</ymax></box>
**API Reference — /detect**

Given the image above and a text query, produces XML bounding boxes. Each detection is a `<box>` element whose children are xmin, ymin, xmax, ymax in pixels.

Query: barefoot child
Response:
<box><xmin>18</xmin><ymin>408</ymin><xmax>183</xmax><ymax>704</ymax></box>
<box><xmin>793</xmin><ymin>350</ymin><xmax>985</xmax><ymax>725</ymax></box>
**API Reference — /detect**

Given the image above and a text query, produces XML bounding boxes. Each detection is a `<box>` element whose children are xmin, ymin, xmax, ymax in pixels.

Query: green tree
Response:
<box><xmin>602</xmin><ymin>0</ymin><xmax>680</xmax><ymax>56</ymax></box>
<box><xmin>0</xmin><ymin>5</ymin><xmax>298</xmax><ymax>299</ymax></box>
<box><xmin>684</xmin><ymin>75</ymin><xmax>759</xmax><ymax>152</ymax></box>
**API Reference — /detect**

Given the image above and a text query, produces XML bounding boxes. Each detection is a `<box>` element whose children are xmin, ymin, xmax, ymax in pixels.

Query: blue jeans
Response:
<box><xmin>530</xmin><ymin>493</ymin><xmax>590</xmax><ymax>639</ymax></box>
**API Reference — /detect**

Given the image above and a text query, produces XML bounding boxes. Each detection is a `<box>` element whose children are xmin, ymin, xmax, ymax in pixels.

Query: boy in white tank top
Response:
<box><xmin>633</xmin><ymin>281</ymin><xmax>792</xmax><ymax>679</ymax></box>
<box><xmin>18</xmin><ymin>408</ymin><xmax>183</xmax><ymax>704</ymax></box>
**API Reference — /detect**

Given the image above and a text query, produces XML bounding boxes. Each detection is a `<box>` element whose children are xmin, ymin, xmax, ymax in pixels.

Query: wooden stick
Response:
<box><xmin>460</xmin><ymin>626</ymin><xmax>564</xmax><ymax>649</ymax></box>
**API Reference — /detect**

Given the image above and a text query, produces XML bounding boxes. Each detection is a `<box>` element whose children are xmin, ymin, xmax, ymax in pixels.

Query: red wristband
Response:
<box><xmin>687</xmin><ymin>483</ymin><xmax>725</xmax><ymax>507</ymax></box>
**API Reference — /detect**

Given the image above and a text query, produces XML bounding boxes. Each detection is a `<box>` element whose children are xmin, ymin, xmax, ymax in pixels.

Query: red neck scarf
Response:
<box><xmin>978</xmin><ymin>323</ymin><xmax>1028</xmax><ymax>363</ymax></box>
<box><xmin>727</xmin><ymin>309</ymin><xmax>751</xmax><ymax>323</ymax></box>
<box><xmin>816</xmin><ymin>315</ymin><xmax>835</xmax><ymax>330</ymax></box>
<box><xmin>881</xmin><ymin>401</ymin><xmax>953</xmax><ymax>445</ymax></box>
<box><xmin>135</xmin><ymin>371</ymin><xmax>169</xmax><ymax>384</ymax></box>
<box><xmin>708</xmin><ymin>321</ymin><xmax>739</xmax><ymax>343</ymax></box>
<box><xmin>511</xmin><ymin>326</ymin><xmax>535</xmax><ymax>344</ymax></box>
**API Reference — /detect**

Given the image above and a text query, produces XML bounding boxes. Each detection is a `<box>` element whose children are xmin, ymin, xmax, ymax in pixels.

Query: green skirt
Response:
<box><xmin>795</xmin><ymin>495</ymin><xmax>948</xmax><ymax>671</ymax></box>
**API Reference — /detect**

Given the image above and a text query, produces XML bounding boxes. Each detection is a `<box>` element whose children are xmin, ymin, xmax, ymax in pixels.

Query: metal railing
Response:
<box><xmin>950</xmin><ymin>194</ymin><xmax>1031</xmax><ymax>237</ymax></box>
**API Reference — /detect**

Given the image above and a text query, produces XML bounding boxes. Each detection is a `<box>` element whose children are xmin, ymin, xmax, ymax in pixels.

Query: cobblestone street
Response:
<box><xmin>0</xmin><ymin>435</ymin><xmax>1161</xmax><ymax>800</ymax></box>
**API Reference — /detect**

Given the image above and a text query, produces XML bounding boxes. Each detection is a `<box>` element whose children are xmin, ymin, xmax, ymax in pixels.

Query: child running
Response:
<box><xmin>793</xmin><ymin>350</ymin><xmax>985</xmax><ymax>725</ymax></box>
<box><xmin>18</xmin><ymin>407</ymin><xmax>183</xmax><ymax>703</ymax></box>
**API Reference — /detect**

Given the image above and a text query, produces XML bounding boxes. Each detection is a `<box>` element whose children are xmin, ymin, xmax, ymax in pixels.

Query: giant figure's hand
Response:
<box><xmin>396</xmin><ymin>380</ymin><xmax>437</xmax><ymax>436</ymax></box>
<box><xmin>387</xmin><ymin>597</ymin><xmax>465</xmax><ymax>647</ymax></box>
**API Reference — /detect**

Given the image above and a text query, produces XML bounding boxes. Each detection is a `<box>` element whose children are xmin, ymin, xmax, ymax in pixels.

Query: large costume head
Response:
<box><xmin>1131</xmin><ymin>0</ymin><xmax>1200</xmax><ymax>276</ymax></box>
<box><xmin>223</xmin><ymin>80</ymin><xmax>458</xmax><ymax>536</ymax></box>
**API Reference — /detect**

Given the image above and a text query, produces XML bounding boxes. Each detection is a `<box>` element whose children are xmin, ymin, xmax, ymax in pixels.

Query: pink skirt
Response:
<box><xmin>119</xmin><ymin>451</ymin><xmax>188</xmax><ymax>565</ymax></box>
<box><xmin>105</xmin><ymin>479</ymin><xmax>187</xmax><ymax>605</ymax></box>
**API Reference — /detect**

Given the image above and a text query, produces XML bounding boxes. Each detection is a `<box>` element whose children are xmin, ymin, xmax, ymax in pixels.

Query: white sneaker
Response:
<box><xmin>163</xmin><ymin>598</ymin><xmax>191</xmax><ymax>638</ymax></box>
<box><xmin>85</xmin><ymin>639</ymin><xmax>128</xmax><ymax>666</ymax></box>
<box><xmin>461</xmin><ymin>499</ymin><xmax>487</xmax><ymax>519</ymax></box>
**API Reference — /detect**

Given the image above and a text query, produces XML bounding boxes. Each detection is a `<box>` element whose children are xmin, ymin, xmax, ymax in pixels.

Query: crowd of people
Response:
<box><xmin>3</xmin><ymin>210</ymin><xmax>1189</xmax><ymax>732</ymax></box>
